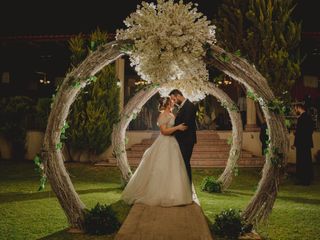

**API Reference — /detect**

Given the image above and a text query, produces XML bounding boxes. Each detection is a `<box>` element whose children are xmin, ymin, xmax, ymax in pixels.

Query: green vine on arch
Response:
<box><xmin>72</xmin><ymin>75</ymin><xmax>98</xmax><ymax>89</ymax></box>
<box><xmin>247</xmin><ymin>90</ymin><xmax>291</xmax><ymax>116</ymax></box>
<box><xmin>220</xmin><ymin>100</ymin><xmax>239</xmax><ymax>112</ymax></box>
<box><xmin>33</xmin><ymin>155</ymin><xmax>47</xmax><ymax>191</ymax></box>
<box><xmin>56</xmin><ymin>121</ymin><xmax>70</xmax><ymax>150</ymax></box>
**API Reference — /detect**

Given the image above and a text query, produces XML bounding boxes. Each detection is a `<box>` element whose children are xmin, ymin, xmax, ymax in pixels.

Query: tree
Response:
<box><xmin>214</xmin><ymin>0</ymin><xmax>301</xmax><ymax>97</ymax></box>
<box><xmin>0</xmin><ymin>96</ymin><xmax>34</xmax><ymax>160</ymax></box>
<box><xmin>66</xmin><ymin>29</ymin><xmax>120</xmax><ymax>160</ymax></box>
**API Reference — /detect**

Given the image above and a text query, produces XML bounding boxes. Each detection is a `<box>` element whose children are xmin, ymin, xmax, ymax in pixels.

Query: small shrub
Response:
<box><xmin>201</xmin><ymin>176</ymin><xmax>222</xmax><ymax>193</ymax></box>
<box><xmin>212</xmin><ymin>208</ymin><xmax>253</xmax><ymax>240</ymax></box>
<box><xmin>0</xmin><ymin>96</ymin><xmax>34</xmax><ymax>159</ymax></box>
<box><xmin>34</xmin><ymin>98</ymin><xmax>51</xmax><ymax>131</ymax></box>
<box><xmin>110</xmin><ymin>200</ymin><xmax>132</xmax><ymax>224</ymax></box>
<box><xmin>84</xmin><ymin>203</ymin><xmax>121</xmax><ymax>235</ymax></box>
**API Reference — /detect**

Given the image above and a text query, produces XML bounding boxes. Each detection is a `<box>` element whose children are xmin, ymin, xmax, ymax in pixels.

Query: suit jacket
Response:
<box><xmin>294</xmin><ymin>112</ymin><xmax>314</xmax><ymax>148</ymax></box>
<box><xmin>173</xmin><ymin>99</ymin><xmax>197</xmax><ymax>144</ymax></box>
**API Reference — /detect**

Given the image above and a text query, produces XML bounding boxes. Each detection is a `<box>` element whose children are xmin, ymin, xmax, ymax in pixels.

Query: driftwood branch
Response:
<box><xmin>112</xmin><ymin>86</ymin><xmax>159</xmax><ymax>182</ymax></box>
<box><xmin>209</xmin><ymin>44</ymin><xmax>289</xmax><ymax>223</ymax></box>
<box><xmin>42</xmin><ymin>41</ymin><xmax>124</xmax><ymax>229</ymax></box>
<box><xmin>205</xmin><ymin>82</ymin><xmax>243</xmax><ymax>189</ymax></box>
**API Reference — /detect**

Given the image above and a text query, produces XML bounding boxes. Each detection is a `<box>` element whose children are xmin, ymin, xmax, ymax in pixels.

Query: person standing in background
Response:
<box><xmin>259</xmin><ymin>118</ymin><xmax>268</xmax><ymax>155</ymax></box>
<box><xmin>291</xmin><ymin>103</ymin><xmax>314</xmax><ymax>185</ymax></box>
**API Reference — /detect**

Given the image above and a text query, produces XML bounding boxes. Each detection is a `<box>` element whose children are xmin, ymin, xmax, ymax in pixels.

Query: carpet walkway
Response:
<box><xmin>115</xmin><ymin>202</ymin><xmax>213</xmax><ymax>240</ymax></box>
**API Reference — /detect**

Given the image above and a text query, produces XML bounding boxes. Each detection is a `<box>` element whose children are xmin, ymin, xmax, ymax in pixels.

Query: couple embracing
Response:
<box><xmin>122</xmin><ymin>89</ymin><xmax>198</xmax><ymax>206</ymax></box>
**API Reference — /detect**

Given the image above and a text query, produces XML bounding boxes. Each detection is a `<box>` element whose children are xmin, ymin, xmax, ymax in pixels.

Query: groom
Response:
<box><xmin>169</xmin><ymin>89</ymin><xmax>197</xmax><ymax>183</ymax></box>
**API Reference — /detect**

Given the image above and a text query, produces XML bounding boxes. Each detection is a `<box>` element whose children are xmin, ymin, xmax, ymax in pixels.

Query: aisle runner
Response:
<box><xmin>115</xmin><ymin>202</ymin><xmax>213</xmax><ymax>240</ymax></box>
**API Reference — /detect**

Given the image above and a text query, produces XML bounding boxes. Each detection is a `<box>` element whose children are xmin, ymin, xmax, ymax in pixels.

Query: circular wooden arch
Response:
<box><xmin>41</xmin><ymin>40</ymin><xmax>288</xmax><ymax>229</ymax></box>
<box><xmin>111</xmin><ymin>81</ymin><xmax>243</xmax><ymax>190</ymax></box>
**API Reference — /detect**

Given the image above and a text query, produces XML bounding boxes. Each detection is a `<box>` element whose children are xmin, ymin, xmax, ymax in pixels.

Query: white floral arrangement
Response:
<box><xmin>116</xmin><ymin>0</ymin><xmax>216</xmax><ymax>101</ymax></box>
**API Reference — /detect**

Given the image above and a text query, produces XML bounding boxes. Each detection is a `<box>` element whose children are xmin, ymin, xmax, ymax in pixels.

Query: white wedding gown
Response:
<box><xmin>121</xmin><ymin>113</ymin><xmax>193</xmax><ymax>207</ymax></box>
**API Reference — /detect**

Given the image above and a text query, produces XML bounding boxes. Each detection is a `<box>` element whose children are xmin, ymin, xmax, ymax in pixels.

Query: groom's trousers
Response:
<box><xmin>178</xmin><ymin>141</ymin><xmax>194</xmax><ymax>183</ymax></box>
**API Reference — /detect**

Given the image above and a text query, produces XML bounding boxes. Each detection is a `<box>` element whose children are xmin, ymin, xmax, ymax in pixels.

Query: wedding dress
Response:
<box><xmin>121</xmin><ymin>112</ymin><xmax>193</xmax><ymax>207</ymax></box>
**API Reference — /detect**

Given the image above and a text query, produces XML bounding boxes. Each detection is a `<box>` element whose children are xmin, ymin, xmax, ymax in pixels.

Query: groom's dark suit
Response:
<box><xmin>173</xmin><ymin>99</ymin><xmax>197</xmax><ymax>182</ymax></box>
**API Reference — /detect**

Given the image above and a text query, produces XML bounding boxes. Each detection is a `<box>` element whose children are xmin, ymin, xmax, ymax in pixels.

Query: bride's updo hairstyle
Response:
<box><xmin>158</xmin><ymin>97</ymin><xmax>171</xmax><ymax>111</ymax></box>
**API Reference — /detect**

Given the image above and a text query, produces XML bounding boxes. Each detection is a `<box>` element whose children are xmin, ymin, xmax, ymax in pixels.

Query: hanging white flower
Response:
<box><xmin>116</xmin><ymin>0</ymin><xmax>216</xmax><ymax>97</ymax></box>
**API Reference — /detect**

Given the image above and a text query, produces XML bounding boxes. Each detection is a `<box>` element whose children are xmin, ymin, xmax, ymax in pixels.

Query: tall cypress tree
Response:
<box><xmin>214</xmin><ymin>0</ymin><xmax>301</xmax><ymax>97</ymax></box>
<box><xmin>66</xmin><ymin>29</ymin><xmax>120</xmax><ymax>157</ymax></box>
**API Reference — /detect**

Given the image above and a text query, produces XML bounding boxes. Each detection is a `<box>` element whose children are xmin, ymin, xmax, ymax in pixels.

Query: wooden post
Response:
<box><xmin>116</xmin><ymin>57</ymin><xmax>125</xmax><ymax>112</ymax></box>
<box><xmin>245</xmin><ymin>97</ymin><xmax>259</xmax><ymax>131</ymax></box>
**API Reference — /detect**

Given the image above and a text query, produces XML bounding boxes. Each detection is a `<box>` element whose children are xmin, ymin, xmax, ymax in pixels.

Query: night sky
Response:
<box><xmin>0</xmin><ymin>0</ymin><xmax>319</xmax><ymax>37</ymax></box>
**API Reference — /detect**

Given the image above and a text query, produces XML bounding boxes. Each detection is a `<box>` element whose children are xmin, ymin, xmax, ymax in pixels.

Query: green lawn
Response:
<box><xmin>0</xmin><ymin>160</ymin><xmax>319</xmax><ymax>240</ymax></box>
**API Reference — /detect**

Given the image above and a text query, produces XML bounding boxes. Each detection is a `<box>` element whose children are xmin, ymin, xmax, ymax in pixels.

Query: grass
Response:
<box><xmin>0</xmin><ymin>160</ymin><xmax>319</xmax><ymax>240</ymax></box>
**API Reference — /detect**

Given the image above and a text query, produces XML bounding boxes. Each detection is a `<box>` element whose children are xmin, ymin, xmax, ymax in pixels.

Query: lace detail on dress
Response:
<box><xmin>157</xmin><ymin>113</ymin><xmax>173</xmax><ymax>127</ymax></box>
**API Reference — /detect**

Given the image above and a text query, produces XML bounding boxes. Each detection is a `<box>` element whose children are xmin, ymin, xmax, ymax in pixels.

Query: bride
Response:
<box><xmin>121</xmin><ymin>97</ymin><xmax>193</xmax><ymax>207</ymax></box>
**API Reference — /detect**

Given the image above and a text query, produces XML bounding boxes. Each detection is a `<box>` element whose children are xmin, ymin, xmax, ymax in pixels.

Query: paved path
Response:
<box><xmin>115</xmin><ymin>202</ymin><xmax>213</xmax><ymax>240</ymax></box>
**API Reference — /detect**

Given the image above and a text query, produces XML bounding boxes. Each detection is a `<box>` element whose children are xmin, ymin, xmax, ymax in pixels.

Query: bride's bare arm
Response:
<box><xmin>160</xmin><ymin>123</ymin><xmax>187</xmax><ymax>135</ymax></box>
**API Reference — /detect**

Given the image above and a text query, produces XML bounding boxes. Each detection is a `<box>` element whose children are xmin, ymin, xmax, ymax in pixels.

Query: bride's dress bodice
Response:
<box><xmin>157</xmin><ymin>113</ymin><xmax>175</xmax><ymax>133</ymax></box>
<box><xmin>167</xmin><ymin>117</ymin><xmax>175</xmax><ymax>127</ymax></box>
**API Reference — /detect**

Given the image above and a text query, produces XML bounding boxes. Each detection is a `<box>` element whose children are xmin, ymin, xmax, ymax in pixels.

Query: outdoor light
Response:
<box><xmin>36</xmin><ymin>71</ymin><xmax>50</xmax><ymax>84</ymax></box>
<box><xmin>134</xmin><ymin>79</ymin><xmax>147</xmax><ymax>86</ymax></box>
<box><xmin>225</xmin><ymin>80</ymin><xmax>232</xmax><ymax>85</ymax></box>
